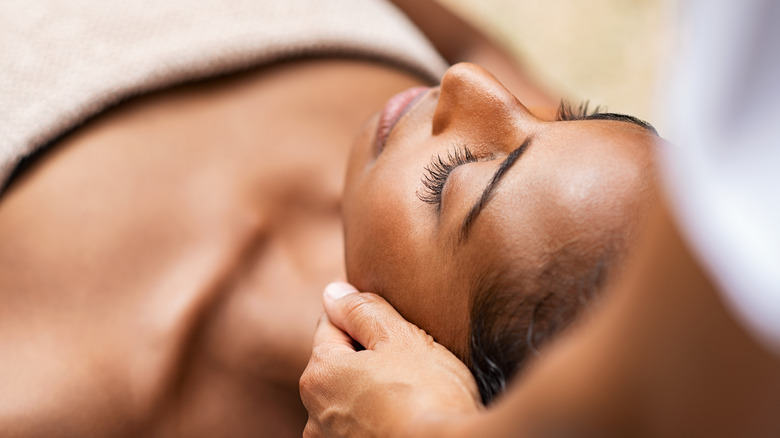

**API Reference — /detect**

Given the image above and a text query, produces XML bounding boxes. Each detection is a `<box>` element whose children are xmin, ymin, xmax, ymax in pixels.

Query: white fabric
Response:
<box><xmin>0</xmin><ymin>0</ymin><xmax>448</xmax><ymax>190</ymax></box>
<box><xmin>662</xmin><ymin>0</ymin><xmax>780</xmax><ymax>355</ymax></box>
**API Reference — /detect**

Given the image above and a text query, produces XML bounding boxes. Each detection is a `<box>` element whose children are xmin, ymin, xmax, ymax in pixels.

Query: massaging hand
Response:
<box><xmin>300</xmin><ymin>282</ymin><xmax>482</xmax><ymax>438</ymax></box>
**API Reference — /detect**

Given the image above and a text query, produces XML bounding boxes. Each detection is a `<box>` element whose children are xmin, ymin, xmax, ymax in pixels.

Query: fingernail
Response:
<box><xmin>324</xmin><ymin>282</ymin><xmax>358</xmax><ymax>300</ymax></box>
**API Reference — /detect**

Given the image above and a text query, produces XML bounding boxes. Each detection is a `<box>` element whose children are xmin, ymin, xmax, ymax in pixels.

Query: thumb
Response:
<box><xmin>322</xmin><ymin>282</ymin><xmax>412</xmax><ymax>351</ymax></box>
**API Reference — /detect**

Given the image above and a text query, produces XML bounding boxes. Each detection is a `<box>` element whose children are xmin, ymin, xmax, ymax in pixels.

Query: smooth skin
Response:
<box><xmin>300</xmin><ymin>191</ymin><xmax>780</xmax><ymax>437</ymax></box>
<box><xmin>0</xmin><ymin>60</ymin><xmax>422</xmax><ymax>438</ymax></box>
<box><xmin>0</xmin><ymin>2</ymin><xmax>556</xmax><ymax>436</ymax></box>
<box><xmin>342</xmin><ymin>62</ymin><xmax>656</xmax><ymax>358</ymax></box>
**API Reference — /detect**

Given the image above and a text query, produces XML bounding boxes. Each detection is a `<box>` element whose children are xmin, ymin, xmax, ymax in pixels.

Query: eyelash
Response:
<box><xmin>418</xmin><ymin>146</ymin><xmax>479</xmax><ymax>209</ymax></box>
<box><xmin>556</xmin><ymin>100</ymin><xmax>602</xmax><ymax>121</ymax></box>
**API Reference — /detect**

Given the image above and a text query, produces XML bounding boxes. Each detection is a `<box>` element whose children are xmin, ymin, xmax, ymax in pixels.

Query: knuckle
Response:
<box><xmin>299</xmin><ymin>368</ymin><xmax>322</xmax><ymax>398</ymax></box>
<box><xmin>404</xmin><ymin>324</ymin><xmax>433</xmax><ymax>344</ymax></box>
<box><xmin>411</xmin><ymin>324</ymin><xmax>430</xmax><ymax>340</ymax></box>
<box><xmin>299</xmin><ymin>374</ymin><xmax>313</xmax><ymax>397</ymax></box>
<box><xmin>299</xmin><ymin>368</ymin><xmax>321</xmax><ymax>394</ymax></box>
<box><xmin>300</xmin><ymin>359</ymin><xmax>340</xmax><ymax>399</ymax></box>
<box><xmin>303</xmin><ymin>421</ymin><xmax>319</xmax><ymax>438</ymax></box>
<box><xmin>310</xmin><ymin>343</ymin><xmax>331</xmax><ymax>361</ymax></box>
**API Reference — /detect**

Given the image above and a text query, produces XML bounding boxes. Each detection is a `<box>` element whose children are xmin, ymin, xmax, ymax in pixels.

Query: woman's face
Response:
<box><xmin>343</xmin><ymin>63</ymin><xmax>657</xmax><ymax>357</ymax></box>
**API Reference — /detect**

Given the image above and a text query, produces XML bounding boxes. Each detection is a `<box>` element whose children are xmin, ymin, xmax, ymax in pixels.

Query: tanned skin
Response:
<box><xmin>0</xmin><ymin>2</ymin><xmax>557</xmax><ymax>436</ymax></box>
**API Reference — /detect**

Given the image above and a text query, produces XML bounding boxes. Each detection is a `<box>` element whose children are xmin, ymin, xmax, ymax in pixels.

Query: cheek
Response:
<box><xmin>341</xmin><ymin>141</ymin><xmax>473</xmax><ymax>355</ymax></box>
<box><xmin>342</xmin><ymin>155</ymin><xmax>465</xmax><ymax>338</ymax></box>
<box><xmin>343</xmin><ymin>156</ymin><xmax>427</xmax><ymax>293</ymax></box>
<box><xmin>343</xmin><ymin>122</ymin><xmax>385</xmax><ymax>287</ymax></box>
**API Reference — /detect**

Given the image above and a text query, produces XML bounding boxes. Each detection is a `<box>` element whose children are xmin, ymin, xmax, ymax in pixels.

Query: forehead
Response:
<box><xmin>537</xmin><ymin>118</ymin><xmax>657</xmax><ymax>160</ymax></box>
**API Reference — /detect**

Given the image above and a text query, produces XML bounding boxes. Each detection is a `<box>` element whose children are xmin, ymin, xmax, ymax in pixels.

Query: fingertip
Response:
<box><xmin>324</xmin><ymin>282</ymin><xmax>358</xmax><ymax>301</ymax></box>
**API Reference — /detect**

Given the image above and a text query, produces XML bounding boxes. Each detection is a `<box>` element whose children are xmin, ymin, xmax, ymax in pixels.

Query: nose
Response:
<box><xmin>432</xmin><ymin>63</ymin><xmax>534</xmax><ymax>148</ymax></box>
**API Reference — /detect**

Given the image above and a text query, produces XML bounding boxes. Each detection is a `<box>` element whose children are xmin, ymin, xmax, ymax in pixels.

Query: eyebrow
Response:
<box><xmin>458</xmin><ymin>136</ymin><xmax>533</xmax><ymax>243</ymax></box>
<box><xmin>582</xmin><ymin>113</ymin><xmax>659</xmax><ymax>136</ymax></box>
<box><xmin>557</xmin><ymin>100</ymin><xmax>659</xmax><ymax>136</ymax></box>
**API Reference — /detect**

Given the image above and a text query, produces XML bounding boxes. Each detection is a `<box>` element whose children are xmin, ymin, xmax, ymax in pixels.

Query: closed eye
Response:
<box><xmin>417</xmin><ymin>146</ymin><xmax>479</xmax><ymax>211</ymax></box>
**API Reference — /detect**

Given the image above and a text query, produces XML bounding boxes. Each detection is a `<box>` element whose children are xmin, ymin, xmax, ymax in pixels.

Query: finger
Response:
<box><xmin>322</xmin><ymin>282</ymin><xmax>412</xmax><ymax>351</ymax></box>
<box><xmin>311</xmin><ymin>314</ymin><xmax>357</xmax><ymax>355</ymax></box>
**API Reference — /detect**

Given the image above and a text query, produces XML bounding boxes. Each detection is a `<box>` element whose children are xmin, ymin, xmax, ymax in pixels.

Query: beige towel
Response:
<box><xmin>0</xmin><ymin>0</ymin><xmax>448</xmax><ymax>190</ymax></box>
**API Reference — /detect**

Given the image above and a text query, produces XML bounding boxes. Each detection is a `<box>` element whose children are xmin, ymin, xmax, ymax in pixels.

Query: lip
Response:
<box><xmin>374</xmin><ymin>86</ymin><xmax>430</xmax><ymax>156</ymax></box>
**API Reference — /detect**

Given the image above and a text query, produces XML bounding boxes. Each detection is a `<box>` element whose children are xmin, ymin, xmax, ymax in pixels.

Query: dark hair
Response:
<box><xmin>467</xmin><ymin>246</ymin><xmax>612</xmax><ymax>405</ymax></box>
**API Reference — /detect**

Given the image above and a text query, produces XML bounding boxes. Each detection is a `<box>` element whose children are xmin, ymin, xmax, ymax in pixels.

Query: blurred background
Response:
<box><xmin>442</xmin><ymin>0</ymin><xmax>677</xmax><ymax>130</ymax></box>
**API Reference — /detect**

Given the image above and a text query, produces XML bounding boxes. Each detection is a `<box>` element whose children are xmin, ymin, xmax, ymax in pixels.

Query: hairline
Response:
<box><xmin>465</xmin><ymin>241</ymin><xmax>614</xmax><ymax>404</ymax></box>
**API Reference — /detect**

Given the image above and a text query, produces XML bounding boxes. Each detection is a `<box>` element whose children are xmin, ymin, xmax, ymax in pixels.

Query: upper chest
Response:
<box><xmin>0</xmin><ymin>60</ymin><xmax>425</xmax><ymax>435</ymax></box>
